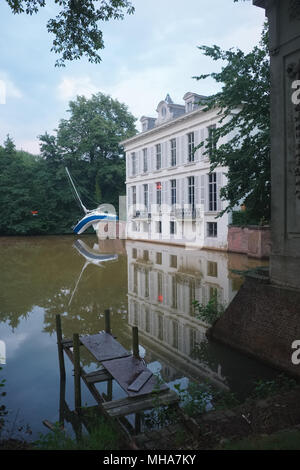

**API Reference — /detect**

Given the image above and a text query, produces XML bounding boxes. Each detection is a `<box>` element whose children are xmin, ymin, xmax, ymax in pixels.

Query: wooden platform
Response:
<box><xmin>56</xmin><ymin>313</ymin><xmax>181</xmax><ymax>444</ymax></box>
<box><xmin>80</xmin><ymin>332</ymin><xmax>131</xmax><ymax>362</ymax></box>
<box><xmin>102</xmin><ymin>355</ymin><xmax>167</xmax><ymax>397</ymax></box>
<box><xmin>102</xmin><ymin>389</ymin><xmax>179</xmax><ymax>418</ymax></box>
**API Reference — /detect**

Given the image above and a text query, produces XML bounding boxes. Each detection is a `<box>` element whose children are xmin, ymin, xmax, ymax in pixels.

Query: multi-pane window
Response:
<box><xmin>132</xmin><ymin>186</ymin><xmax>136</xmax><ymax>206</ymax></box>
<box><xmin>170</xmin><ymin>221</ymin><xmax>176</xmax><ymax>235</ymax></box>
<box><xmin>145</xmin><ymin>307</ymin><xmax>150</xmax><ymax>333</ymax></box>
<box><xmin>143</xmin><ymin>250</ymin><xmax>149</xmax><ymax>261</ymax></box>
<box><xmin>208</xmin><ymin>124</ymin><xmax>217</xmax><ymax>159</ymax></box>
<box><xmin>207</xmin><ymin>222</ymin><xmax>218</xmax><ymax>237</ymax></box>
<box><xmin>131</xmin><ymin>152</ymin><xmax>136</xmax><ymax>176</ymax></box>
<box><xmin>132</xmin><ymin>248</ymin><xmax>137</xmax><ymax>259</ymax></box>
<box><xmin>208</xmin><ymin>173</ymin><xmax>217</xmax><ymax>211</ymax></box>
<box><xmin>170</xmin><ymin>138</ymin><xmax>176</xmax><ymax>166</ymax></box>
<box><xmin>187</xmin><ymin>132</ymin><xmax>195</xmax><ymax>162</ymax></box>
<box><xmin>157</xmin><ymin>272</ymin><xmax>163</xmax><ymax>301</ymax></box>
<box><xmin>143</xmin><ymin>184</ymin><xmax>149</xmax><ymax>211</ymax></box>
<box><xmin>156</xmin><ymin>252</ymin><xmax>162</xmax><ymax>264</ymax></box>
<box><xmin>156</xmin><ymin>144</ymin><xmax>162</xmax><ymax>170</ymax></box>
<box><xmin>171</xmin><ymin>276</ymin><xmax>177</xmax><ymax>309</ymax></box>
<box><xmin>133</xmin><ymin>266</ymin><xmax>138</xmax><ymax>294</ymax></box>
<box><xmin>145</xmin><ymin>270</ymin><xmax>149</xmax><ymax>298</ymax></box>
<box><xmin>188</xmin><ymin>176</ymin><xmax>195</xmax><ymax>210</ymax></box>
<box><xmin>171</xmin><ymin>179</ymin><xmax>176</xmax><ymax>206</ymax></box>
<box><xmin>189</xmin><ymin>280</ymin><xmax>196</xmax><ymax>316</ymax></box>
<box><xmin>156</xmin><ymin>182</ymin><xmax>162</xmax><ymax>206</ymax></box>
<box><xmin>207</xmin><ymin>261</ymin><xmax>218</xmax><ymax>277</ymax></box>
<box><xmin>158</xmin><ymin>314</ymin><xmax>164</xmax><ymax>341</ymax></box>
<box><xmin>170</xmin><ymin>255</ymin><xmax>177</xmax><ymax>268</ymax></box>
<box><xmin>172</xmin><ymin>321</ymin><xmax>179</xmax><ymax>349</ymax></box>
<box><xmin>143</xmin><ymin>148</ymin><xmax>148</xmax><ymax>173</ymax></box>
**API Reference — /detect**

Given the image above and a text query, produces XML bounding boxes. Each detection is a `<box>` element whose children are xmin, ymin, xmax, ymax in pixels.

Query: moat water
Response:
<box><xmin>0</xmin><ymin>235</ymin><xmax>278</xmax><ymax>440</ymax></box>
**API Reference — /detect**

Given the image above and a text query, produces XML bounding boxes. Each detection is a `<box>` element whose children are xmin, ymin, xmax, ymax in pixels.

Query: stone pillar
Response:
<box><xmin>254</xmin><ymin>0</ymin><xmax>300</xmax><ymax>290</ymax></box>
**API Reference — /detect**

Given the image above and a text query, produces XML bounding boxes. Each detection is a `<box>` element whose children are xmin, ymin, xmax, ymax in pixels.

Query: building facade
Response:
<box><xmin>122</xmin><ymin>93</ymin><xmax>233</xmax><ymax>249</ymax></box>
<box><xmin>126</xmin><ymin>240</ymin><xmax>239</xmax><ymax>387</ymax></box>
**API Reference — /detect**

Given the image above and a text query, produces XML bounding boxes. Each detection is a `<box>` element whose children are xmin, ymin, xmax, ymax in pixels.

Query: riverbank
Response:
<box><xmin>134</xmin><ymin>387</ymin><xmax>300</xmax><ymax>450</ymax></box>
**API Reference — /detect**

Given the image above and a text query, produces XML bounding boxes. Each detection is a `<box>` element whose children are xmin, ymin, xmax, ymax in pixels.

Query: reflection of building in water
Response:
<box><xmin>126</xmin><ymin>240</ymin><xmax>237</xmax><ymax>388</ymax></box>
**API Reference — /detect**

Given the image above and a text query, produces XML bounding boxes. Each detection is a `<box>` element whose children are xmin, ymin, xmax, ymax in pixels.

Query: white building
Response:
<box><xmin>126</xmin><ymin>240</ymin><xmax>239</xmax><ymax>387</ymax></box>
<box><xmin>121</xmin><ymin>92</ymin><xmax>232</xmax><ymax>250</ymax></box>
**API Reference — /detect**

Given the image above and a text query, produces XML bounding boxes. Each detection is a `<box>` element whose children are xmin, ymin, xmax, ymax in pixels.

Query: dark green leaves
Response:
<box><xmin>5</xmin><ymin>0</ymin><xmax>134</xmax><ymax>66</ymax></box>
<box><xmin>194</xmin><ymin>22</ymin><xmax>270</xmax><ymax>221</ymax></box>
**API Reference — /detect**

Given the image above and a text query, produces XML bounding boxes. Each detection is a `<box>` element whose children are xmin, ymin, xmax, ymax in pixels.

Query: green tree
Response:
<box><xmin>195</xmin><ymin>22</ymin><xmax>270</xmax><ymax>222</ymax></box>
<box><xmin>39</xmin><ymin>92</ymin><xmax>137</xmax><ymax>211</ymax></box>
<box><xmin>5</xmin><ymin>0</ymin><xmax>134</xmax><ymax>66</ymax></box>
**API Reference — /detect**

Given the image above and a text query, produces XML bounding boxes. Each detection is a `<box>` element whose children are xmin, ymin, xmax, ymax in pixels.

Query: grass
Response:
<box><xmin>34</xmin><ymin>420</ymin><xmax>120</xmax><ymax>450</ymax></box>
<box><xmin>220</xmin><ymin>429</ymin><xmax>300</xmax><ymax>450</ymax></box>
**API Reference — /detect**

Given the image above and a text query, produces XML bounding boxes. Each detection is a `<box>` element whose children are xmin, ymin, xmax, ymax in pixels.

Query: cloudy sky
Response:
<box><xmin>0</xmin><ymin>0</ymin><xmax>265</xmax><ymax>154</ymax></box>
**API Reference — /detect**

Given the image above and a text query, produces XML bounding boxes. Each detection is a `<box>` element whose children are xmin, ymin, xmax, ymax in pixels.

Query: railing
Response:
<box><xmin>131</xmin><ymin>207</ymin><xmax>204</xmax><ymax>220</ymax></box>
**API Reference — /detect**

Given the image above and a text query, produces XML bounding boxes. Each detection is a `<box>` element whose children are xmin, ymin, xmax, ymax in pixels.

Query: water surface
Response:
<box><xmin>0</xmin><ymin>235</ymin><xmax>276</xmax><ymax>440</ymax></box>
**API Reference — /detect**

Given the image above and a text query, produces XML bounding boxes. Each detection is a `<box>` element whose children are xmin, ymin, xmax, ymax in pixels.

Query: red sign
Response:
<box><xmin>158</xmin><ymin>295</ymin><xmax>163</xmax><ymax>303</ymax></box>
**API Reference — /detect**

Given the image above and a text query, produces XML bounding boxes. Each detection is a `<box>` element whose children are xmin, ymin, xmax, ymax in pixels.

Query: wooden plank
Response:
<box><xmin>128</xmin><ymin>370</ymin><xmax>153</xmax><ymax>392</ymax></box>
<box><xmin>61</xmin><ymin>338</ymin><xmax>73</xmax><ymax>348</ymax></box>
<box><xmin>83</xmin><ymin>369</ymin><xmax>112</xmax><ymax>384</ymax></box>
<box><xmin>102</xmin><ymin>389</ymin><xmax>179</xmax><ymax>418</ymax></box>
<box><xmin>80</xmin><ymin>332</ymin><xmax>131</xmax><ymax>362</ymax></box>
<box><xmin>102</xmin><ymin>356</ymin><xmax>167</xmax><ymax>397</ymax></box>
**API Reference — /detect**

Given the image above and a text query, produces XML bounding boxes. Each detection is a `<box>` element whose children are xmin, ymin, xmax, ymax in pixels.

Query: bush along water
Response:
<box><xmin>193</xmin><ymin>293</ymin><xmax>225</xmax><ymax>325</ymax></box>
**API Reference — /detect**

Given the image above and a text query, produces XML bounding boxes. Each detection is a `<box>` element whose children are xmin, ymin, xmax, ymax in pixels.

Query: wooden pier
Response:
<box><xmin>52</xmin><ymin>311</ymin><xmax>180</xmax><ymax>447</ymax></box>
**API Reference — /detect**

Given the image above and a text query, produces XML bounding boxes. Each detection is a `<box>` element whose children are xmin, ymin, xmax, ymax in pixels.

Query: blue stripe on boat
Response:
<box><xmin>74</xmin><ymin>214</ymin><xmax>117</xmax><ymax>234</ymax></box>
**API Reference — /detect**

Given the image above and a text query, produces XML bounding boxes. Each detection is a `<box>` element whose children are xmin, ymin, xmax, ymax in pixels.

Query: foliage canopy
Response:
<box><xmin>5</xmin><ymin>0</ymin><xmax>134</xmax><ymax>66</ymax></box>
<box><xmin>195</xmin><ymin>22</ymin><xmax>270</xmax><ymax>222</ymax></box>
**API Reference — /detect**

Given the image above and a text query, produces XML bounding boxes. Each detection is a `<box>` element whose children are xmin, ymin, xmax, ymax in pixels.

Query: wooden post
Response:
<box><xmin>105</xmin><ymin>309</ymin><xmax>111</xmax><ymax>335</ymax></box>
<box><xmin>73</xmin><ymin>333</ymin><xmax>81</xmax><ymax>414</ymax></box>
<box><xmin>132</xmin><ymin>326</ymin><xmax>140</xmax><ymax>359</ymax></box>
<box><xmin>56</xmin><ymin>314</ymin><xmax>66</xmax><ymax>382</ymax></box>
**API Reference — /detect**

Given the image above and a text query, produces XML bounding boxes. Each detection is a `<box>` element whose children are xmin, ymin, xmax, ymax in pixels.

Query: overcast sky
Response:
<box><xmin>0</xmin><ymin>0</ymin><xmax>265</xmax><ymax>154</ymax></box>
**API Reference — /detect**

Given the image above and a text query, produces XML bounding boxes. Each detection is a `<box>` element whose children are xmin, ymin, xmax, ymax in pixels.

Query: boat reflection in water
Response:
<box><xmin>126</xmin><ymin>240</ymin><xmax>270</xmax><ymax>397</ymax></box>
<box><xmin>69</xmin><ymin>239</ymin><xmax>118</xmax><ymax>306</ymax></box>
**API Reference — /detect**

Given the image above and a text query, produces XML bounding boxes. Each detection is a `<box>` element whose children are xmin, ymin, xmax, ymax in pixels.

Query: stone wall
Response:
<box><xmin>228</xmin><ymin>225</ymin><xmax>271</xmax><ymax>259</ymax></box>
<box><xmin>209</xmin><ymin>273</ymin><xmax>300</xmax><ymax>378</ymax></box>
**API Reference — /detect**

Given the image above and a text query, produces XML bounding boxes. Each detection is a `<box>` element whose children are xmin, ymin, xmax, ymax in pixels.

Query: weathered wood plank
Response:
<box><xmin>80</xmin><ymin>332</ymin><xmax>131</xmax><ymax>362</ymax></box>
<box><xmin>102</xmin><ymin>356</ymin><xmax>167</xmax><ymax>397</ymax></box>
<box><xmin>83</xmin><ymin>369</ymin><xmax>112</xmax><ymax>384</ymax></box>
<box><xmin>128</xmin><ymin>370</ymin><xmax>153</xmax><ymax>392</ymax></box>
<box><xmin>61</xmin><ymin>338</ymin><xmax>73</xmax><ymax>348</ymax></box>
<box><xmin>102</xmin><ymin>390</ymin><xmax>179</xmax><ymax>418</ymax></box>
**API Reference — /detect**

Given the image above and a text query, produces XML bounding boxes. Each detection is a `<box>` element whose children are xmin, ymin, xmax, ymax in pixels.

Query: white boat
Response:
<box><xmin>65</xmin><ymin>167</ymin><xmax>117</xmax><ymax>235</ymax></box>
<box><xmin>68</xmin><ymin>239</ymin><xmax>118</xmax><ymax>306</ymax></box>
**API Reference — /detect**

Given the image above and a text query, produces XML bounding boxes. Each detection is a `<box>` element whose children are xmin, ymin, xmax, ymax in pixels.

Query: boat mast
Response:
<box><xmin>65</xmin><ymin>167</ymin><xmax>89</xmax><ymax>214</ymax></box>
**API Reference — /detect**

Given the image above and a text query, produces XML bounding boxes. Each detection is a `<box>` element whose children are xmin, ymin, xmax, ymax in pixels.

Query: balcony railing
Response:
<box><xmin>131</xmin><ymin>207</ymin><xmax>203</xmax><ymax>220</ymax></box>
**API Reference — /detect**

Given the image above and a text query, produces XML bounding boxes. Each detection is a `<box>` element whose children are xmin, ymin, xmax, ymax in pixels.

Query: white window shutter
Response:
<box><xmin>161</xmin><ymin>142</ymin><xmax>166</xmax><ymax>168</ymax></box>
<box><xmin>200</xmin><ymin>175</ymin><xmax>205</xmax><ymax>208</ymax></box>
<box><xmin>184</xmin><ymin>177</ymin><xmax>188</xmax><ymax>205</ymax></box>
<box><xmin>204</xmin><ymin>174</ymin><xmax>209</xmax><ymax>211</ymax></box>
<box><xmin>217</xmin><ymin>172</ymin><xmax>223</xmax><ymax>212</ymax></box>
<box><xmin>194</xmin><ymin>130</ymin><xmax>200</xmax><ymax>161</ymax></box>
<box><xmin>204</xmin><ymin>127</ymin><xmax>209</xmax><ymax>159</ymax></box>
<box><xmin>195</xmin><ymin>175</ymin><xmax>200</xmax><ymax>207</ymax></box>
<box><xmin>167</xmin><ymin>179</ymin><xmax>171</xmax><ymax>206</ymax></box>
<box><xmin>177</xmin><ymin>136</ymin><xmax>182</xmax><ymax>166</ymax></box>
<box><xmin>200</xmin><ymin>129</ymin><xmax>205</xmax><ymax>159</ymax></box>
<box><xmin>183</xmin><ymin>134</ymin><xmax>188</xmax><ymax>163</ymax></box>
<box><xmin>149</xmin><ymin>183</ymin><xmax>154</xmax><ymax>212</ymax></box>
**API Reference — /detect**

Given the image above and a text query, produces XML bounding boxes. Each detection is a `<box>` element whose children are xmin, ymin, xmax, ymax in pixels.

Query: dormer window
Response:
<box><xmin>186</xmin><ymin>101</ymin><xmax>193</xmax><ymax>112</ymax></box>
<box><xmin>161</xmin><ymin>107</ymin><xmax>167</xmax><ymax>117</ymax></box>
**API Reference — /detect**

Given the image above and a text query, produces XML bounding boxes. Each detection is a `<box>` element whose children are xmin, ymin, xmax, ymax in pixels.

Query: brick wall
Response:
<box><xmin>228</xmin><ymin>225</ymin><xmax>271</xmax><ymax>259</ymax></box>
<box><xmin>209</xmin><ymin>274</ymin><xmax>300</xmax><ymax>378</ymax></box>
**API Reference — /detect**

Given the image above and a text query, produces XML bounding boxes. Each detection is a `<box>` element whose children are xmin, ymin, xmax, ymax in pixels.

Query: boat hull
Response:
<box><xmin>74</xmin><ymin>214</ymin><xmax>117</xmax><ymax>235</ymax></box>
